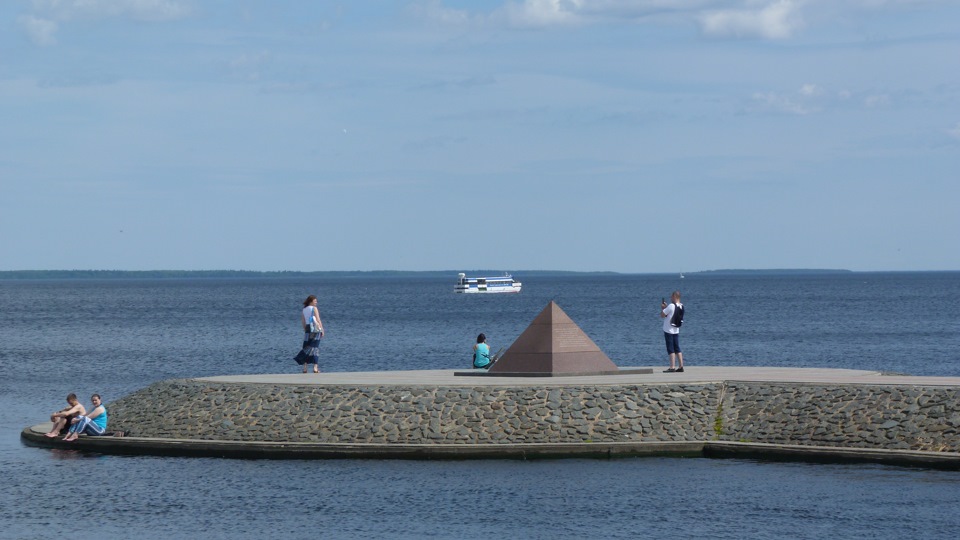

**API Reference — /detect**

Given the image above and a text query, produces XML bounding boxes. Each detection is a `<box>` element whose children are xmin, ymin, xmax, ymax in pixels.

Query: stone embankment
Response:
<box><xmin>105</xmin><ymin>379</ymin><xmax>960</xmax><ymax>454</ymax></box>
<box><xmin>108</xmin><ymin>380</ymin><xmax>717</xmax><ymax>444</ymax></box>
<box><xmin>721</xmin><ymin>383</ymin><xmax>960</xmax><ymax>452</ymax></box>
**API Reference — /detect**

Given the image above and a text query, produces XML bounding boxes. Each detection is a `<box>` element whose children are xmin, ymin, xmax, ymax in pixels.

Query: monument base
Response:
<box><xmin>453</xmin><ymin>367</ymin><xmax>654</xmax><ymax>377</ymax></box>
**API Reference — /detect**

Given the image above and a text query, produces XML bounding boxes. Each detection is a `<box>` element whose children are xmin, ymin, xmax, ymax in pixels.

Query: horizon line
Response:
<box><xmin>2</xmin><ymin>268</ymin><xmax>958</xmax><ymax>279</ymax></box>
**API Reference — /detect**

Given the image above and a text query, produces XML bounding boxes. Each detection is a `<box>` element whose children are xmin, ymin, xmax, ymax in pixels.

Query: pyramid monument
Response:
<box><xmin>458</xmin><ymin>301</ymin><xmax>650</xmax><ymax>377</ymax></box>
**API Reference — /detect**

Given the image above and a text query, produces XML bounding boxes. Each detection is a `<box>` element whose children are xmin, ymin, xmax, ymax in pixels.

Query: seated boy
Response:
<box><xmin>44</xmin><ymin>393</ymin><xmax>86</xmax><ymax>438</ymax></box>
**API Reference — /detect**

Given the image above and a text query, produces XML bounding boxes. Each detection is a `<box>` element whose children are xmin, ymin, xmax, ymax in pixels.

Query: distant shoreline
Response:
<box><xmin>1</xmin><ymin>269</ymin><xmax>954</xmax><ymax>280</ymax></box>
<box><xmin>695</xmin><ymin>269</ymin><xmax>852</xmax><ymax>275</ymax></box>
<box><xmin>0</xmin><ymin>269</ymin><xmax>620</xmax><ymax>280</ymax></box>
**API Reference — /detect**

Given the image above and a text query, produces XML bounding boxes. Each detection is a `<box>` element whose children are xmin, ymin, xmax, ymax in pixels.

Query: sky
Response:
<box><xmin>1</xmin><ymin>0</ymin><xmax>958</xmax><ymax>273</ymax></box>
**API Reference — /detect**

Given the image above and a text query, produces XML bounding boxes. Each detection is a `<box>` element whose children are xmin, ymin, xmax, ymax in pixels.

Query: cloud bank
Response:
<box><xmin>414</xmin><ymin>0</ymin><xmax>949</xmax><ymax>40</ymax></box>
<box><xmin>19</xmin><ymin>0</ymin><xmax>192</xmax><ymax>45</ymax></box>
<box><xmin>699</xmin><ymin>0</ymin><xmax>803</xmax><ymax>40</ymax></box>
<box><xmin>18</xmin><ymin>15</ymin><xmax>59</xmax><ymax>46</ymax></box>
<box><xmin>30</xmin><ymin>0</ymin><xmax>192</xmax><ymax>21</ymax></box>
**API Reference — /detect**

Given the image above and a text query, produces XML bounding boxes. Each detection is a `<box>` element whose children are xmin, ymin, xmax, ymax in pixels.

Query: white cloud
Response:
<box><xmin>751</xmin><ymin>91</ymin><xmax>814</xmax><ymax>115</ymax></box>
<box><xmin>946</xmin><ymin>122</ymin><xmax>960</xmax><ymax>140</ymax></box>
<box><xmin>851</xmin><ymin>0</ymin><xmax>946</xmax><ymax>7</ymax></box>
<box><xmin>18</xmin><ymin>15</ymin><xmax>58</xmax><ymax>46</ymax></box>
<box><xmin>699</xmin><ymin>0</ymin><xmax>804</xmax><ymax>40</ymax></box>
<box><xmin>749</xmin><ymin>84</ymin><xmax>907</xmax><ymax>115</ymax></box>
<box><xmin>502</xmin><ymin>0</ymin><xmax>586</xmax><ymax>28</ymax></box>
<box><xmin>497</xmin><ymin>0</ymin><xmax>724</xmax><ymax>27</ymax></box>
<box><xmin>750</xmin><ymin>83</ymin><xmax>832</xmax><ymax>114</ymax></box>
<box><xmin>230</xmin><ymin>51</ymin><xmax>271</xmax><ymax>82</ymax></box>
<box><xmin>414</xmin><ymin>0</ymin><xmax>718</xmax><ymax>29</ymax></box>
<box><xmin>30</xmin><ymin>0</ymin><xmax>191</xmax><ymax>22</ymax></box>
<box><xmin>412</xmin><ymin>0</ymin><xmax>956</xmax><ymax>40</ymax></box>
<box><xmin>863</xmin><ymin>94</ymin><xmax>891</xmax><ymax>107</ymax></box>
<box><xmin>21</xmin><ymin>0</ymin><xmax>191</xmax><ymax>46</ymax></box>
<box><xmin>412</xmin><ymin>0</ymin><xmax>809</xmax><ymax>39</ymax></box>
<box><xmin>410</xmin><ymin>0</ymin><xmax>472</xmax><ymax>25</ymax></box>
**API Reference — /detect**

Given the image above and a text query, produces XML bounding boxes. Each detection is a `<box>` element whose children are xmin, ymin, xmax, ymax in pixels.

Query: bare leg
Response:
<box><xmin>677</xmin><ymin>352</ymin><xmax>684</xmax><ymax>368</ymax></box>
<box><xmin>668</xmin><ymin>353</ymin><xmax>677</xmax><ymax>370</ymax></box>
<box><xmin>45</xmin><ymin>418</ymin><xmax>65</xmax><ymax>437</ymax></box>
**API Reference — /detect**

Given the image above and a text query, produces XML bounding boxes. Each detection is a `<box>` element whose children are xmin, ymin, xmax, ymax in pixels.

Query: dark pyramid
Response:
<box><xmin>486</xmin><ymin>301</ymin><xmax>621</xmax><ymax>376</ymax></box>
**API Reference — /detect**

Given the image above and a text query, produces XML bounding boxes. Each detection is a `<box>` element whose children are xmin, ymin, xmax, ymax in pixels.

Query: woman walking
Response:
<box><xmin>295</xmin><ymin>295</ymin><xmax>324</xmax><ymax>373</ymax></box>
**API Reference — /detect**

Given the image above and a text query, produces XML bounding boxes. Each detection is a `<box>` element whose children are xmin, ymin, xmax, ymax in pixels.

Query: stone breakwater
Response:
<box><xmin>721</xmin><ymin>383</ymin><xmax>960</xmax><ymax>452</ymax></box>
<box><xmin>105</xmin><ymin>379</ymin><xmax>960</xmax><ymax>453</ymax></box>
<box><xmin>108</xmin><ymin>380</ymin><xmax>717</xmax><ymax>444</ymax></box>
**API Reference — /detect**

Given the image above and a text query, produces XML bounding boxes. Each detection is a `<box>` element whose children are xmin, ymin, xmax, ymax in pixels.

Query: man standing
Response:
<box><xmin>660</xmin><ymin>291</ymin><xmax>685</xmax><ymax>372</ymax></box>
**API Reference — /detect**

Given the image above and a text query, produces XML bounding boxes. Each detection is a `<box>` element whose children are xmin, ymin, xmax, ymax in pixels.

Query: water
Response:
<box><xmin>2</xmin><ymin>272</ymin><xmax>959</xmax><ymax>539</ymax></box>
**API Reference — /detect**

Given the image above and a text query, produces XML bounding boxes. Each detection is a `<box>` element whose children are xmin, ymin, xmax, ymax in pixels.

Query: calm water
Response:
<box><xmin>2</xmin><ymin>272</ymin><xmax>959</xmax><ymax>539</ymax></box>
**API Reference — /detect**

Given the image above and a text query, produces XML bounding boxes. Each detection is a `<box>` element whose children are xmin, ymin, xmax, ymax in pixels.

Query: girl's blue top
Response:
<box><xmin>474</xmin><ymin>343</ymin><xmax>491</xmax><ymax>368</ymax></box>
<box><xmin>92</xmin><ymin>406</ymin><xmax>107</xmax><ymax>430</ymax></box>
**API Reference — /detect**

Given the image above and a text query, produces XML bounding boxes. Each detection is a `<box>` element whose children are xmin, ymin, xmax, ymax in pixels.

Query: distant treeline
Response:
<box><xmin>0</xmin><ymin>269</ymin><xmax>622</xmax><ymax>280</ymax></box>
<box><xmin>0</xmin><ymin>269</ymin><xmax>888</xmax><ymax>280</ymax></box>
<box><xmin>695</xmin><ymin>269</ymin><xmax>852</xmax><ymax>275</ymax></box>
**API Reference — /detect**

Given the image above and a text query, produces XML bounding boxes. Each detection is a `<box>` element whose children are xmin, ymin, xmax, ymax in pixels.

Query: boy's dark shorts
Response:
<box><xmin>664</xmin><ymin>332</ymin><xmax>681</xmax><ymax>355</ymax></box>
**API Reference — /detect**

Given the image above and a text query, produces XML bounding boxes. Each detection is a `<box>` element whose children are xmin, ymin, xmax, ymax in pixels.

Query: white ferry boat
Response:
<box><xmin>455</xmin><ymin>273</ymin><xmax>522</xmax><ymax>294</ymax></box>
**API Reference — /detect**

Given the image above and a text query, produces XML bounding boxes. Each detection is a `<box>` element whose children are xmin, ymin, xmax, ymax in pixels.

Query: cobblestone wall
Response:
<box><xmin>719</xmin><ymin>383</ymin><xmax>960</xmax><ymax>452</ymax></box>
<box><xmin>108</xmin><ymin>380</ymin><xmax>716</xmax><ymax>444</ymax></box>
<box><xmin>106</xmin><ymin>379</ymin><xmax>960</xmax><ymax>451</ymax></box>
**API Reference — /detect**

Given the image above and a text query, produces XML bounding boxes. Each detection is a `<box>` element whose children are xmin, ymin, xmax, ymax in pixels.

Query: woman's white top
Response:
<box><xmin>303</xmin><ymin>306</ymin><xmax>318</xmax><ymax>324</ymax></box>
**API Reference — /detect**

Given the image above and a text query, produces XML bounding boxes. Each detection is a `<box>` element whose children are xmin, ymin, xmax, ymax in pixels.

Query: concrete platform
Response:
<box><xmin>20</xmin><ymin>424</ymin><xmax>705</xmax><ymax>460</ymax></box>
<box><xmin>20</xmin><ymin>366</ymin><xmax>960</xmax><ymax>468</ymax></box>
<box><xmin>21</xmin><ymin>423</ymin><xmax>960</xmax><ymax>469</ymax></box>
<box><xmin>197</xmin><ymin>366</ymin><xmax>960</xmax><ymax>387</ymax></box>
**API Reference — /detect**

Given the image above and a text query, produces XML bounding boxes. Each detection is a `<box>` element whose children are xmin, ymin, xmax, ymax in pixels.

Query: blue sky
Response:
<box><xmin>1</xmin><ymin>0</ymin><xmax>958</xmax><ymax>272</ymax></box>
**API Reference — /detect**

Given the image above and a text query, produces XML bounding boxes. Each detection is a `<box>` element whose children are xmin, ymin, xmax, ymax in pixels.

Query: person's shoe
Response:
<box><xmin>663</xmin><ymin>368</ymin><xmax>676</xmax><ymax>373</ymax></box>
<box><xmin>675</xmin><ymin>367</ymin><xmax>684</xmax><ymax>372</ymax></box>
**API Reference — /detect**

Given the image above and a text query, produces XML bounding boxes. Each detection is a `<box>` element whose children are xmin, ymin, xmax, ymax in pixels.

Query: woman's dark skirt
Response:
<box><xmin>294</xmin><ymin>331</ymin><xmax>321</xmax><ymax>365</ymax></box>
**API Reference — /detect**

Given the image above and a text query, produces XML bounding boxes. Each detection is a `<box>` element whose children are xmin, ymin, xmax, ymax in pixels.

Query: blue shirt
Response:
<box><xmin>91</xmin><ymin>406</ymin><xmax>107</xmax><ymax>430</ymax></box>
<box><xmin>474</xmin><ymin>343</ymin><xmax>491</xmax><ymax>368</ymax></box>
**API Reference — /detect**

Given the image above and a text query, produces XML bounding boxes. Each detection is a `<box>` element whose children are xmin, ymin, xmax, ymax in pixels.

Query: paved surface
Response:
<box><xmin>199</xmin><ymin>366</ymin><xmax>960</xmax><ymax>387</ymax></box>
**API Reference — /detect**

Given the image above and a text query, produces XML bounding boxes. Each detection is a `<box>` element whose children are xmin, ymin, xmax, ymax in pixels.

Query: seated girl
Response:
<box><xmin>473</xmin><ymin>333</ymin><xmax>492</xmax><ymax>369</ymax></box>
